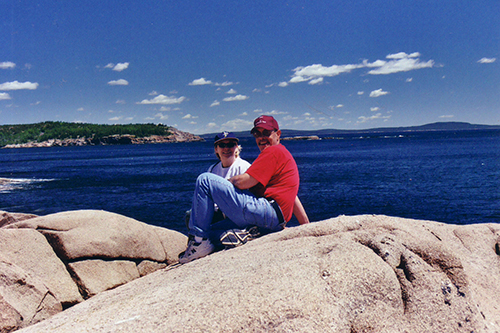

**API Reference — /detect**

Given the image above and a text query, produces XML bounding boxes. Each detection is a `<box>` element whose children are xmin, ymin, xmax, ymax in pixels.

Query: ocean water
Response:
<box><xmin>1</xmin><ymin>130</ymin><xmax>499</xmax><ymax>234</ymax></box>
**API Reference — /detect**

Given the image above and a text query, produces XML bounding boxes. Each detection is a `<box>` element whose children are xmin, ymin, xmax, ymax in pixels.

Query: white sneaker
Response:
<box><xmin>178</xmin><ymin>235</ymin><xmax>215</xmax><ymax>264</ymax></box>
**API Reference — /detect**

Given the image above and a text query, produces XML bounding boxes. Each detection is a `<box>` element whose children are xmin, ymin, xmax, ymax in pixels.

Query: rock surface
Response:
<box><xmin>0</xmin><ymin>228</ymin><xmax>83</xmax><ymax>306</ymax></box>
<box><xmin>0</xmin><ymin>210</ymin><xmax>187</xmax><ymax>332</ymax></box>
<box><xmin>0</xmin><ymin>210</ymin><xmax>38</xmax><ymax>228</ymax></box>
<box><xmin>9</xmin><ymin>210</ymin><xmax>179</xmax><ymax>262</ymax></box>
<box><xmin>15</xmin><ymin>215</ymin><xmax>500</xmax><ymax>333</ymax></box>
<box><xmin>68</xmin><ymin>260</ymin><xmax>140</xmax><ymax>298</ymax></box>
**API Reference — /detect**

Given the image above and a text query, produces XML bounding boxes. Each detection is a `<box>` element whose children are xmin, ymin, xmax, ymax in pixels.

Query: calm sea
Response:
<box><xmin>1</xmin><ymin>130</ymin><xmax>499</xmax><ymax>234</ymax></box>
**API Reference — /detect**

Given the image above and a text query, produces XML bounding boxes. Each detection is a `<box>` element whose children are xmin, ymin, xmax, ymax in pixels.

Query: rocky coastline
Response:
<box><xmin>281</xmin><ymin>135</ymin><xmax>321</xmax><ymax>141</ymax></box>
<box><xmin>1</xmin><ymin>127</ymin><xmax>204</xmax><ymax>149</ymax></box>
<box><xmin>1</xmin><ymin>209</ymin><xmax>500</xmax><ymax>332</ymax></box>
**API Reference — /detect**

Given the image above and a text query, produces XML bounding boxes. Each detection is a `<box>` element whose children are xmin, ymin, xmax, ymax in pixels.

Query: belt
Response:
<box><xmin>267</xmin><ymin>199</ymin><xmax>285</xmax><ymax>225</ymax></box>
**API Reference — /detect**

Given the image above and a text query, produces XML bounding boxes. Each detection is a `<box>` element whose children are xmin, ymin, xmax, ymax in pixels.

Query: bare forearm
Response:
<box><xmin>229</xmin><ymin>173</ymin><xmax>258</xmax><ymax>190</ymax></box>
<box><xmin>293</xmin><ymin>196</ymin><xmax>310</xmax><ymax>225</ymax></box>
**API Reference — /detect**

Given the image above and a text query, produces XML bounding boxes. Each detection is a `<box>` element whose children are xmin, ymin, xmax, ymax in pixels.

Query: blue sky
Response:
<box><xmin>1</xmin><ymin>1</ymin><xmax>498</xmax><ymax>134</ymax></box>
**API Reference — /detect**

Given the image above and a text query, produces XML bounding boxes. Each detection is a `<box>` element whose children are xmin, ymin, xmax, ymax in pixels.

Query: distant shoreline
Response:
<box><xmin>201</xmin><ymin>121</ymin><xmax>500</xmax><ymax>140</ymax></box>
<box><xmin>2</xmin><ymin>121</ymin><xmax>499</xmax><ymax>149</ymax></box>
<box><xmin>1</xmin><ymin>127</ymin><xmax>204</xmax><ymax>149</ymax></box>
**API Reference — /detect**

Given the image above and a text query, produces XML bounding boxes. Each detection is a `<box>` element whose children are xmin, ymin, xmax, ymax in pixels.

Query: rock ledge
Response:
<box><xmin>7</xmin><ymin>214</ymin><xmax>500</xmax><ymax>333</ymax></box>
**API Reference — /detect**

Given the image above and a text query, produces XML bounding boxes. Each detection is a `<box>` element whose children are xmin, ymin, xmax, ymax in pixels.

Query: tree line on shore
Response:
<box><xmin>0</xmin><ymin>121</ymin><xmax>173</xmax><ymax>147</ymax></box>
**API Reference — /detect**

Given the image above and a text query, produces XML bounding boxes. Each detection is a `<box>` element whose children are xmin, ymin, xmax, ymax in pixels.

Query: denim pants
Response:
<box><xmin>189</xmin><ymin>172</ymin><xmax>282</xmax><ymax>240</ymax></box>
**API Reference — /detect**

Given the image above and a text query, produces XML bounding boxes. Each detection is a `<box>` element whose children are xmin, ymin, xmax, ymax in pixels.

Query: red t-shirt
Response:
<box><xmin>246</xmin><ymin>144</ymin><xmax>299</xmax><ymax>222</ymax></box>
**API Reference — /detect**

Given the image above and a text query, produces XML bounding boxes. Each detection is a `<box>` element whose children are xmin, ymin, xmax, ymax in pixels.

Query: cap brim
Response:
<box><xmin>251</xmin><ymin>125</ymin><xmax>275</xmax><ymax>132</ymax></box>
<box><xmin>214</xmin><ymin>137</ymin><xmax>239</xmax><ymax>145</ymax></box>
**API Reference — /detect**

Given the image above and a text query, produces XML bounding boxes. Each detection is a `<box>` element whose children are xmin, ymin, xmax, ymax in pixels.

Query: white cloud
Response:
<box><xmin>0</xmin><ymin>92</ymin><xmax>12</xmax><ymax>100</ymax></box>
<box><xmin>268</xmin><ymin>110</ymin><xmax>288</xmax><ymax>115</ymax></box>
<box><xmin>289</xmin><ymin>52</ymin><xmax>434</xmax><ymax>83</ymax></box>
<box><xmin>336</xmin><ymin>104</ymin><xmax>344</xmax><ymax>108</ymax></box>
<box><xmin>109</xmin><ymin>116</ymin><xmax>122</xmax><ymax>121</ymax></box>
<box><xmin>154</xmin><ymin>113</ymin><xmax>169</xmax><ymax>120</ymax></box>
<box><xmin>308</xmin><ymin>77</ymin><xmax>324</xmax><ymax>85</ymax></box>
<box><xmin>357</xmin><ymin>113</ymin><xmax>391</xmax><ymax>123</ymax></box>
<box><xmin>148</xmin><ymin>90</ymin><xmax>159</xmax><ymax>96</ymax></box>
<box><xmin>210</xmin><ymin>100</ymin><xmax>221</xmax><ymax>107</ymax></box>
<box><xmin>357</xmin><ymin>91</ymin><xmax>364</xmax><ymax>95</ymax></box>
<box><xmin>386</xmin><ymin>52</ymin><xmax>420</xmax><ymax>60</ymax></box>
<box><xmin>104</xmin><ymin>63</ymin><xmax>114</xmax><ymax>69</ymax></box>
<box><xmin>0</xmin><ymin>62</ymin><xmax>15</xmax><ymax>69</ymax></box>
<box><xmin>226</xmin><ymin>88</ymin><xmax>237</xmax><ymax>94</ymax></box>
<box><xmin>113</xmin><ymin>62</ymin><xmax>129</xmax><ymax>72</ymax></box>
<box><xmin>367</xmin><ymin>53</ymin><xmax>434</xmax><ymax>75</ymax></box>
<box><xmin>278</xmin><ymin>81</ymin><xmax>289</xmax><ymax>87</ymax></box>
<box><xmin>223</xmin><ymin>94</ymin><xmax>249</xmax><ymax>102</ymax></box>
<box><xmin>370</xmin><ymin>107</ymin><xmax>380</xmax><ymax>112</ymax></box>
<box><xmin>159</xmin><ymin>106</ymin><xmax>171</xmax><ymax>111</ymax></box>
<box><xmin>439</xmin><ymin>115</ymin><xmax>454</xmax><ymax>119</ymax></box>
<box><xmin>215</xmin><ymin>81</ymin><xmax>233</xmax><ymax>86</ymax></box>
<box><xmin>77</xmin><ymin>107</ymin><xmax>84</xmax><ymax>111</ymax></box>
<box><xmin>108</xmin><ymin>79</ymin><xmax>129</xmax><ymax>86</ymax></box>
<box><xmin>406</xmin><ymin>78</ymin><xmax>413</xmax><ymax>82</ymax></box>
<box><xmin>189</xmin><ymin>77</ymin><xmax>212</xmax><ymax>86</ymax></box>
<box><xmin>221</xmin><ymin>118</ymin><xmax>253</xmax><ymax>131</ymax></box>
<box><xmin>369</xmin><ymin>89</ymin><xmax>389</xmax><ymax>97</ymax></box>
<box><xmin>182</xmin><ymin>114</ymin><xmax>198</xmax><ymax>119</ymax></box>
<box><xmin>290</xmin><ymin>63</ymin><xmax>362</xmax><ymax>83</ymax></box>
<box><xmin>137</xmin><ymin>94</ymin><xmax>186</xmax><ymax>105</ymax></box>
<box><xmin>0</xmin><ymin>81</ymin><xmax>39</xmax><ymax>90</ymax></box>
<box><xmin>478</xmin><ymin>57</ymin><xmax>496</xmax><ymax>64</ymax></box>
<box><xmin>116</xmin><ymin>99</ymin><xmax>126</xmax><ymax>104</ymax></box>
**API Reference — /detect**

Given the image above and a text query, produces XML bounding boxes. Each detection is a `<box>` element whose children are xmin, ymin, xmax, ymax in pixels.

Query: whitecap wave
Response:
<box><xmin>0</xmin><ymin>178</ymin><xmax>55</xmax><ymax>193</ymax></box>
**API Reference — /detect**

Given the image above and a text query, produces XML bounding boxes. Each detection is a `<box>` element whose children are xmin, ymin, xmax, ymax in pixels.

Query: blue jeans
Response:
<box><xmin>189</xmin><ymin>173</ymin><xmax>283</xmax><ymax>240</ymax></box>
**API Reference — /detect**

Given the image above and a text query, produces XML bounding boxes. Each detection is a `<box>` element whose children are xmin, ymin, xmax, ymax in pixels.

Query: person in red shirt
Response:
<box><xmin>179</xmin><ymin>115</ymin><xmax>309</xmax><ymax>263</ymax></box>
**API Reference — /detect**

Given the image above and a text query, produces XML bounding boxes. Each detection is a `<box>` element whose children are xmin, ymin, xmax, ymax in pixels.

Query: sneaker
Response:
<box><xmin>220</xmin><ymin>226</ymin><xmax>260</xmax><ymax>249</ymax></box>
<box><xmin>178</xmin><ymin>235</ymin><xmax>215</xmax><ymax>264</ymax></box>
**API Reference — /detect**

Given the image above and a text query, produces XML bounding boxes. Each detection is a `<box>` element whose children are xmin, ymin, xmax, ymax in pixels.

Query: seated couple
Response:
<box><xmin>180</xmin><ymin>115</ymin><xmax>309</xmax><ymax>263</ymax></box>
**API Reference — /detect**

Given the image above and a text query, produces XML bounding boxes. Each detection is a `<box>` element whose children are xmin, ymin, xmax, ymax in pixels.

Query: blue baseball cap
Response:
<box><xmin>214</xmin><ymin>131</ymin><xmax>239</xmax><ymax>145</ymax></box>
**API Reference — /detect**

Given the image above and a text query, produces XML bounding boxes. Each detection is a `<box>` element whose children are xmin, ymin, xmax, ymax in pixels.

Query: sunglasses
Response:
<box><xmin>216</xmin><ymin>141</ymin><xmax>237</xmax><ymax>148</ymax></box>
<box><xmin>251</xmin><ymin>129</ymin><xmax>275</xmax><ymax>138</ymax></box>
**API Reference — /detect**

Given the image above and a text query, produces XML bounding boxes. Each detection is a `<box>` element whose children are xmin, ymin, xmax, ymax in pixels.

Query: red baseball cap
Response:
<box><xmin>252</xmin><ymin>115</ymin><xmax>279</xmax><ymax>132</ymax></box>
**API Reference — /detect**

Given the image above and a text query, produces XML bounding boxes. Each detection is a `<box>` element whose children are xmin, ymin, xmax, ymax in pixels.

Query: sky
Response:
<box><xmin>0</xmin><ymin>1</ymin><xmax>498</xmax><ymax>134</ymax></box>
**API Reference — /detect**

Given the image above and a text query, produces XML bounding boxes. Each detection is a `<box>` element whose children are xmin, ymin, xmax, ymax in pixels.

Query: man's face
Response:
<box><xmin>251</xmin><ymin>128</ymin><xmax>281</xmax><ymax>152</ymax></box>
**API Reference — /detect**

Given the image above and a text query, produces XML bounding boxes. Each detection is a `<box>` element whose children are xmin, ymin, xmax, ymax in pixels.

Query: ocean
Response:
<box><xmin>1</xmin><ymin>130</ymin><xmax>499</xmax><ymax>234</ymax></box>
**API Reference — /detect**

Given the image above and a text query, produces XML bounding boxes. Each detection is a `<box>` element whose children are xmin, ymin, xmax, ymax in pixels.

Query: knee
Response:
<box><xmin>196</xmin><ymin>172</ymin><xmax>214</xmax><ymax>187</ymax></box>
<box><xmin>197</xmin><ymin>172</ymin><xmax>212</xmax><ymax>182</ymax></box>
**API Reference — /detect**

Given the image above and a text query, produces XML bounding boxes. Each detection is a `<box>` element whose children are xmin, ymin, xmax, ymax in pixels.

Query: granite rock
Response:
<box><xmin>0</xmin><ymin>229</ymin><xmax>83</xmax><ymax>306</ymax></box>
<box><xmin>1</xmin><ymin>210</ymin><xmax>187</xmax><ymax>332</ymax></box>
<box><xmin>68</xmin><ymin>260</ymin><xmax>140</xmax><ymax>298</ymax></box>
<box><xmin>7</xmin><ymin>210</ymin><xmax>185</xmax><ymax>263</ymax></box>
<box><xmin>16</xmin><ymin>215</ymin><xmax>500</xmax><ymax>333</ymax></box>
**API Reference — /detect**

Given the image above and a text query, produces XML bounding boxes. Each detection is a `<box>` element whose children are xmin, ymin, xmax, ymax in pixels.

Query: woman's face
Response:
<box><xmin>214</xmin><ymin>139</ymin><xmax>238</xmax><ymax>160</ymax></box>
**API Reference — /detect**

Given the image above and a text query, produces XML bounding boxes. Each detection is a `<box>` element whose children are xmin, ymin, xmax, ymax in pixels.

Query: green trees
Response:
<box><xmin>0</xmin><ymin>122</ymin><xmax>173</xmax><ymax>146</ymax></box>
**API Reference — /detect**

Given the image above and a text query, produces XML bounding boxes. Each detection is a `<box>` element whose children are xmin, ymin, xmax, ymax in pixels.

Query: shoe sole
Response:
<box><xmin>220</xmin><ymin>229</ymin><xmax>255</xmax><ymax>248</ymax></box>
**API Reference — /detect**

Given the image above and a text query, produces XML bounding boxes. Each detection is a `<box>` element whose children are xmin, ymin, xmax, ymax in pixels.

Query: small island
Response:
<box><xmin>0</xmin><ymin>122</ymin><xmax>204</xmax><ymax>148</ymax></box>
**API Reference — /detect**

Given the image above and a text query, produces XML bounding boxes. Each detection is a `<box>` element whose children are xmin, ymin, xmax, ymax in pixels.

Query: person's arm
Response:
<box><xmin>293</xmin><ymin>196</ymin><xmax>310</xmax><ymax>225</ymax></box>
<box><xmin>229</xmin><ymin>173</ymin><xmax>259</xmax><ymax>190</ymax></box>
